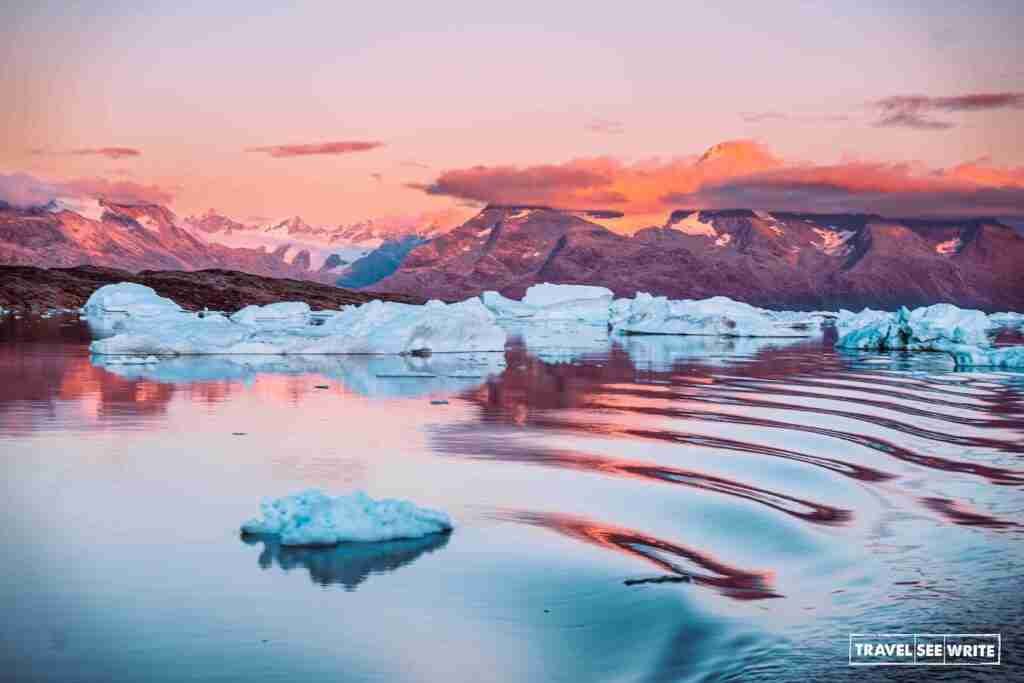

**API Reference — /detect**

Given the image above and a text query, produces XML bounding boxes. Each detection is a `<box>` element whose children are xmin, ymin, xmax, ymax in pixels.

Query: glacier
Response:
<box><xmin>241</xmin><ymin>489</ymin><xmax>453</xmax><ymax>546</ymax></box>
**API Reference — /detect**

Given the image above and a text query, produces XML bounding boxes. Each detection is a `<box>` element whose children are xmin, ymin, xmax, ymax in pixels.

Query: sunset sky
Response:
<box><xmin>2</xmin><ymin>1</ymin><xmax>1023</xmax><ymax>227</ymax></box>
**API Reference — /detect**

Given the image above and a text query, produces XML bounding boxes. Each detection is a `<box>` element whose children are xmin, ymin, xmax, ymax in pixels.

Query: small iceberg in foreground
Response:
<box><xmin>241</xmin><ymin>490</ymin><xmax>453</xmax><ymax>546</ymax></box>
<box><xmin>85</xmin><ymin>283</ymin><xmax>506</xmax><ymax>356</ymax></box>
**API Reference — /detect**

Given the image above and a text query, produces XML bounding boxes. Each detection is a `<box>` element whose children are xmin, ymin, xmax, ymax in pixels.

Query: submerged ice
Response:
<box><xmin>241</xmin><ymin>490</ymin><xmax>453</xmax><ymax>546</ymax></box>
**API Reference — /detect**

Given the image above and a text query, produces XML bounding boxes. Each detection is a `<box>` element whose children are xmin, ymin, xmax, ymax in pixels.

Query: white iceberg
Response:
<box><xmin>481</xmin><ymin>282</ymin><xmax>613</xmax><ymax>324</ymax></box>
<box><xmin>612</xmin><ymin>293</ymin><xmax>825</xmax><ymax>337</ymax></box>
<box><xmin>989</xmin><ymin>312</ymin><xmax>1024</xmax><ymax>331</ymax></box>
<box><xmin>87</xmin><ymin>283</ymin><xmax>507</xmax><ymax>356</ymax></box>
<box><xmin>241</xmin><ymin>489</ymin><xmax>453</xmax><ymax>546</ymax></box>
<box><xmin>835</xmin><ymin>304</ymin><xmax>992</xmax><ymax>351</ymax></box>
<box><xmin>230</xmin><ymin>301</ymin><xmax>311</xmax><ymax>327</ymax></box>
<box><xmin>83</xmin><ymin>283</ymin><xmax>185</xmax><ymax>337</ymax></box>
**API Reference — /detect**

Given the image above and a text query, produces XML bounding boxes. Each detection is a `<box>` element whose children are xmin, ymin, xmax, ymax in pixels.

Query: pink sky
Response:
<box><xmin>2</xmin><ymin>2</ymin><xmax>1022</xmax><ymax>227</ymax></box>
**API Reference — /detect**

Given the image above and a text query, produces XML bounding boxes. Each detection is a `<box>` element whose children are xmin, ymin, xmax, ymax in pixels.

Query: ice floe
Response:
<box><xmin>611</xmin><ymin>293</ymin><xmax>826</xmax><ymax>337</ymax></box>
<box><xmin>87</xmin><ymin>283</ymin><xmax>506</xmax><ymax>356</ymax></box>
<box><xmin>83</xmin><ymin>283</ymin><xmax>185</xmax><ymax>337</ymax></box>
<box><xmin>835</xmin><ymin>304</ymin><xmax>992</xmax><ymax>351</ymax></box>
<box><xmin>481</xmin><ymin>283</ymin><xmax>613</xmax><ymax>324</ymax></box>
<box><xmin>241</xmin><ymin>489</ymin><xmax>453</xmax><ymax>546</ymax></box>
<box><xmin>835</xmin><ymin>303</ymin><xmax>1024</xmax><ymax>368</ymax></box>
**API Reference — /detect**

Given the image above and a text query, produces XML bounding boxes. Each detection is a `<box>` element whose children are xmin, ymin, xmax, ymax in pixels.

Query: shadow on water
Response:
<box><xmin>239</xmin><ymin>532</ymin><xmax>451</xmax><ymax>590</ymax></box>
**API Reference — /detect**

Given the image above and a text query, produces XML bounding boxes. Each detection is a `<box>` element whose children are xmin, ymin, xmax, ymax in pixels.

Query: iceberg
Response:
<box><xmin>835</xmin><ymin>304</ymin><xmax>992</xmax><ymax>351</ymax></box>
<box><xmin>83</xmin><ymin>283</ymin><xmax>185</xmax><ymax>337</ymax></box>
<box><xmin>241</xmin><ymin>489</ymin><xmax>453</xmax><ymax>546</ymax></box>
<box><xmin>990</xmin><ymin>312</ymin><xmax>1024</xmax><ymax>331</ymax></box>
<box><xmin>481</xmin><ymin>282</ymin><xmax>613</xmax><ymax>324</ymax></box>
<box><xmin>612</xmin><ymin>293</ymin><xmax>825</xmax><ymax>337</ymax></box>
<box><xmin>86</xmin><ymin>283</ymin><xmax>507</xmax><ymax>356</ymax></box>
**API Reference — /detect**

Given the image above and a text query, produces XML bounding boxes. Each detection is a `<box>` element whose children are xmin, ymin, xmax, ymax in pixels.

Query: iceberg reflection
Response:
<box><xmin>241</xmin><ymin>532</ymin><xmax>451</xmax><ymax>590</ymax></box>
<box><xmin>90</xmin><ymin>353</ymin><xmax>506</xmax><ymax>398</ymax></box>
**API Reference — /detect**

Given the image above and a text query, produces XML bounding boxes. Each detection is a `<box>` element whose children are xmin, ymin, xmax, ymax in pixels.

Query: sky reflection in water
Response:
<box><xmin>1</xmin><ymin>314</ymin><xmax>1023</xmax><ymax>682</ymax></box>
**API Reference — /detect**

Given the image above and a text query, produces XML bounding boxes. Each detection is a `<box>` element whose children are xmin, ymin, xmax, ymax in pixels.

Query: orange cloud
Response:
<box><xmin>416</xmin><ymin>140</ymin><xmax>1024</xmax><ymax>218</ymax></box>
<box><xmin>246</xmin><ymin>140</ymin><xmax>384</xmax><ymax>157</ymax></box>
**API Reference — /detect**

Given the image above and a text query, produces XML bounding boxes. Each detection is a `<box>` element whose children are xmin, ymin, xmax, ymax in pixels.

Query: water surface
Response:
<box><xmin>2</xmin><ymin>314</ymin><xmax>1022</xmax><ymax>681</ymax></box>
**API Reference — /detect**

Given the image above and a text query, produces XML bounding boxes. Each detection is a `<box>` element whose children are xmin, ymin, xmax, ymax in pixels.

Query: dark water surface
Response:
<box><xmin>1</xmin><ymin>314</ymin><xmax>1022</xmax><ymax>681</ymax></box>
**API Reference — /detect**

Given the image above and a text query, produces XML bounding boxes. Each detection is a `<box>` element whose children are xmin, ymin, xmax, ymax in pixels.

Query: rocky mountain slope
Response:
<box><xmin>372</xmin><ymin>206</ymin><xmax>1024</xmax><ymax>311</ymax></box>
<box><xmin>0</xmin><ymin>199</ymin><xmax>339</xmax><ymax>283</ymax></box>
<box><xmin>0</xmin><ymin>265</ymin><xmax>422</xmax><ymax>312</ymax></box>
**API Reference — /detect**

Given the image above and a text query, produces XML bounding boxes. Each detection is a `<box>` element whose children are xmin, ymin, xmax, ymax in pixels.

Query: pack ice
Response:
<box><xmin>85</xmin><ymin>283</ymin><xmax>506</xmax><ymax>356</ymax></box>
<box><xmin>241</xmin><ymin>490</ymin><xmax>453</xmax><ymax>546</ymax></box>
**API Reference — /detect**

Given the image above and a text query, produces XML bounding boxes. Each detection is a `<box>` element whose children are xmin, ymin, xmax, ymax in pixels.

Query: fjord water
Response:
<box><xmin>2</xmin><ymin>315</ymin><xmax>1022</xmax><ymax>682</ymax></box>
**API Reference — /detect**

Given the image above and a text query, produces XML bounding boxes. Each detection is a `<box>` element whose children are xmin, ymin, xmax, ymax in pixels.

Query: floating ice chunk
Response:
<box><xmin>83</xmin><ymin>283</ymin><xmax>185</xmax><ymax>337</ymax></box>
<box><xmin>936</xmin><ymin>343</ymin><xmax>1024</xmax><ymax>369</ymax></box>
<box><xmin>88</xmin><ymin>285</ymin><xmax>507</xmax><ymax>356</ymax></box>
<box><xmin>989</xmin><ymin>312</ymin><xmax>1024</xmax><ymax>330</ymax></box>
<box><xmin>835</xmin><ymin>304</ymin><xmax>992</xmax><ymax>351</ymax></box>
<box><xmin>241</xmin><ymin>490</ymin><xmax>453</xmax><ymax>546</ymax></box>
<box><xmin>481</xmin><ymin>283</ymin><xmax>613</xmax><ymax>324</ymax></box>
<box><xmin>521</xmin><ymin>283</ymin><xmax>614</xmax><ymax>308</ymax></box>
<box><xmin>613</xmin><ymin>293</ymin><xmax>824</xmax><ymax>337</ymax></box>
<box><xmin>480</xmin><ymin>291</ymin><xmax>537</xmax><ymax>320</ymax></box>
<box><xmin>230</xmin><ymin>301</ymin><xmax>311</xmax><ymax>327</ymax></box>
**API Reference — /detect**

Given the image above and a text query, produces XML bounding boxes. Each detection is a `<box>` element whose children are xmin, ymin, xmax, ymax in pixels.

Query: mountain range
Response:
<box><xmin>371</xmin><ymin>205</ymin><xmax>1024</xmax><ymax>310</ymax></box>
<box><xmin>2</xmin><ymin>197</ymin><xmax>1022</xmax><ymax>311</ymax></box>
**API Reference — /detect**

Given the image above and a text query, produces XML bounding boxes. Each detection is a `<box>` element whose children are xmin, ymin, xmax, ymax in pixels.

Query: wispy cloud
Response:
<box><xmin>246</xmin><ymin>140</ymin><xmax>384</xmax><ymax>157</ymax></box>
<box><xmin>0</xmin><ymin>172</ymin><xmax>175</xmax><ymax>207</ymax></box>
<box><xmin>585</xmin><ymin>118</ymin><xmax>625</xmax><ymax>135</ymax></box>
<box><xmin>872</xmin><ymin>92</ymin><xmax>1024</xmax><ymax>129</ymax></box>
<box><xmin>29</xmin><ymin>147</ymin><xmax>142</xmax><ymax>159</ymax></box>
<box><xmin>741</xmin><ymin>112</ymin><xmax>849</xmax><ymax>124</ymax></box>
<box><xmin>71</xmin><ymin>147</ymin><xmax>142</xmax><ymax>159</ymax></box>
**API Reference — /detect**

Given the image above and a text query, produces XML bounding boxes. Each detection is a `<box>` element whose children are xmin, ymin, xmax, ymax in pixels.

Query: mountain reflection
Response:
<box><xmin>240</xmin><ymin>532</ymin><xmax>451</xmax><ymax>590</ymax></box>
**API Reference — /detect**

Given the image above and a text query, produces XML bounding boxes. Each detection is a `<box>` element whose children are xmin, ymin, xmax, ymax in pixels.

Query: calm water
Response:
<box><xmin>2</xmin><ymin>314</ymin><xmax>1022</xmax><ymax>682</ymax></box>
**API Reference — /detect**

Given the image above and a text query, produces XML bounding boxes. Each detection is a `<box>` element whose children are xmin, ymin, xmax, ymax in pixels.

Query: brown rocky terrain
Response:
<box><xmin>372</xmin><ymin>206</ymin><xmax>1024</xmax><ymax>311</ymax></box>
<box><xmin>0</xmin><ymin>265</ymin><xmax>422</xmax><ymax>313</ymax></box>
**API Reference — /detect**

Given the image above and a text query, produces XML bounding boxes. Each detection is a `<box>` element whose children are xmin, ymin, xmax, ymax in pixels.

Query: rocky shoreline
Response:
<box><xmin>0</xmin><ymin>265</ymin><xmax>423</xmax><ymax>313</ymax></box>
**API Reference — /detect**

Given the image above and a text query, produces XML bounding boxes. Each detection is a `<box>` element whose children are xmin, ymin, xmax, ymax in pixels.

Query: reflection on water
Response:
<box><xmin>2</xmin><ymin>313</ymin><xmax>1023</xmax><ymax>682</ymax></box>
<box><xmin>94</xmin><ymin>352</ymin><xmax>506</xmax><ymax>398</ymax></box>
<box><xmin>241</xmin><ymin>531</ymin><xmax>451</xmax><ymax>590</ymax></box>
